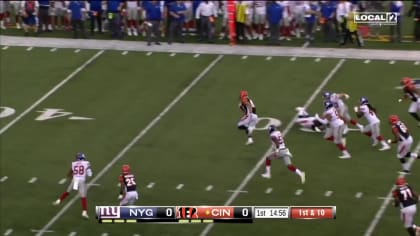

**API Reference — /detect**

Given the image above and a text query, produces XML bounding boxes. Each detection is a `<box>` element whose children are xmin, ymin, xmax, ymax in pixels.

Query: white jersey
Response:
<box><xmin>329</xmin><ymin>93</ymin><xmax>346</xmax><ymax>112</ymax></box>
<box><xmin>359</xmin><ymin>104</ymin><xmax>380</xmax><ymax>124</ymax></box>
<box><xmin>126</xmin><ymin>0</ymin><xmax>139</xmax><ymax>8</ymax></box>
<box><xmin>71</xmin><ymin>160</ymin><xmax>92</xmax><ymax>182</ymax></box>
<box><xmin>270</xmin><ymin>130</ymin><xmax>286</xmax><ymax>149</ymax></box>
<box><xmin>254</xmin><ymin>1</ymin><xmax>266</xmax><ymax>15</ymax></box>
<box><xmin>323</xmin><ymin>107</ymin><xmax>344</xmax><ymax>127</ymax></box>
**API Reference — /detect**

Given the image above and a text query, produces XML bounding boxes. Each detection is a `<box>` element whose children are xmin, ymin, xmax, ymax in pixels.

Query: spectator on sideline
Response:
<box><xmin>390</xmin><ymin>1</ymin><xmax>404</xmax><ymax>43</ymax></box>
<box><xmin>195</xmin><ymin>1</ymin><xmax>217</xmax><ymax>43</ymax></box>
<box><xmin>107</xmin><ymin>0</ymin><xmax>124</xmax><ymax>39</ymax></box>
<box><xmin>8</xmin><ymin>1</ymin><xmax>22</xmax><ymax>29</ymax></box>
<box><xmin>144</xmin><ymin>0</ymin><xmax>162</xmax><ymax>46</ymax></box>
<box><xmin>125</xmin><ymin>0</ymin><xmax>140</xmax><ymax>36</ymax></box>
<box><xmin>341</xmin><ymin>5</ymin><xmax>364</xmax><ymax>47</ymax></box>
<box><xmin>280</xmin><ymin>1</ymin><xmax>293</xmax><ymax>41</ymax></box>
<box><xmin>219</xmin><ymin>0</ymin><xmax>229</xmax><ymax>39</ymax></box>
<box><xmin>408</xmin><ymin>0</ymin><xmax>420</xmax><ymax>42</ymax></box>
<box><xmin>304</xmin><ymin>1</ymin><xmax>320</xmax><ymax>43</ymax></box>
<box><xmin>0</xmin><ymin>1</ymin><xmax>6</xmax><ymax>30</ymax></box>
<box><xmin>236</xmin><ymin>1</ymin><xmax>247</xmax><ymax>42</ymax></box>
<box><xmin>68</xmin><ymin>0</ymin><xmax>87</xmax><ymax>39</ymax></box>
<box><xmin>336</xmin><ymin>0</ymin><xmax>352</xmax><ymax>44</ymax></box>
<box><xmin>88</xmin><ymin>0</ymin><xmax>103</xmax><ymax>35</ymax></box>
<box><xmin>320</xmin><ymin>0</ymin><xmax>337</xmax><ymax>42</ymax></box>
<box><xmin>254</xmin><ymin>1</ymin><xmax>266</xmax><ymax>41</ymax></box>
<box><xmin>38</xmin><ymin>0</ymin><xmax>52</xmax><ymax>32</ymax></box>
<box><xmin>266</xmin><ymin>1</ymin><xmax>283</xmax><ymax>45</ymax></box>
<box><xmin>20</xmin><ymin>0</ymin><xmax>39</xmax><ymax>36</ymax></box>
<box><xmin>168</xmin><ymin>0</ymin><xmax>186</xmax><ymax>44</ymax></box>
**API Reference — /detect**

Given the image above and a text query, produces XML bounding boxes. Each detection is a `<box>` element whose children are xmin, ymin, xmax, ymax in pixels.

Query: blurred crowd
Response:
<box><xmin>0</xmin><ymin>1</ymin><xmax>419</xmax><ymax>46</ymax></box>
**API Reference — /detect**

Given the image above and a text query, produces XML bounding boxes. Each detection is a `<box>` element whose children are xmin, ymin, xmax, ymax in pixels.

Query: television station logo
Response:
<box><xmin>354</xmin><ymin>12</ymin><xmax>398</xmax><ymax>25</ymax></box>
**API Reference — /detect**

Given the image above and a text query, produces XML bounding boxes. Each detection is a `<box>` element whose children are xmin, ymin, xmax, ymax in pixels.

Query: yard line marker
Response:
<box><xmin>205</xmin><ymin>185</ymin><xmax>213</xmax><ymax>191</ymax></box>
<box><xmin>50</xmin><ymin>48</ymin><xmax>57</xmax><ymax>52</ymax></box>
<box><xmin>133</xmin><ymin>234</ymin><xmax>141</xmax><ymax>236</ymax></box>
<box><xmin>28</xmin><ymin>177</ymin><xmax>37</xmax><ymax>184</ymax></box>
<box><xmin>324</xmin><ymin>190</ymin><xmax>333</xmax><ymax>197</ymax></box>
<box><xmin>30</xmin><ymin>230</ymin><xmax>54</xmax><ymax>233</ymax></box>
<box><xmin>26</xmin><ymin>46</ymin><xmax>33</xmax><ymax>51</ymax></box>
<box><xmin>122</xmin><ymin>50</ymin><xmax>128</xmax><ymax>55</ymax></box>
<box><xmin>355</xmin><ymin>192</ymin><xmax>363</xmax><ymax>198</ymax></box>
<box><xmin>147</xmin><ymin>182</ymin><xmax>155</xmax><ymax>189</ymax></box>
<box><xmin>68</xmin><ymin>232</ymin><xmax>77</xmax><ymax>236</ymax></box>
<box><xmin>302</xmin><ymin>41</ymin><xmax>309</xmax><ymax>48</ymax></box>
<box><xmin>364</xmin><ymin>59</ymin><xmax>371</xmax><ymax>64</ymax></box>
<box><xmin>58</xmin><ymin>178</ymin><xmax>67</xmax><ymax>184</ymax></box>
<box><xmin>295</xmin><ymin>189</ymin><xmax>303</xmax><ymax>196</ymax></box>
<box><xmin>0</xmin><ymin>50</ymin><xmax>105</xmax><ymax>136</ymax></box>
<box><xmin>389</xmin><ymin>60</ymin><xmax>395</xmax><ymax>64</ymax></box>
<box><xmin>170</xmin><ymin>52</ymin><xmax>176</xmax><ymax>57</ymax></box>
<box><xmin>265</xmin><ymin>188</ymin><xmax>273</xmax><ymax>194</ymax></box>
<box><xmin>200</xmin><ymin>59</ymin><xmax>346</xmax><ymax>236</ymax></box>
<box><xmin>176</xmin><ymin>184</ymin><xmax>184</xmax><ymax>190</ymax></box>
<box><xmin>0</xmin><ymin>176</ymin><xmax>8</xmax><ymax>182</ymax></box>
<box><xmin>241</xmin><ymin>55</ymin><xmax>248</xmax><ymax>60</ymax></box>
<box><xmin>194</xmin><ymin>53</ymin><xmax>200</xmax><ymax>58</ymax></box>
<box><xmin>35</xmin><ymin>55</ymin><xmax>224</xmax><ymax>236</ymax></box>
<box><xmin>290</xmin><ymin>57</ymin><xmax>296</xmax><ymax>61</ymax></box>
<box><xmin>266</xmin><ymin>56</ymin><xmax>272</xmax><ymax>61</ymax></box>
<box><xmin>101</xmin><ymin>233</ymin><xmax>108</xmax><ymax>236</ymax></box>
<box><xmin>227</xmin><ymin>190</ymin><xmax>248</xmax><ymax>193</ymax></box>
<box><xmin>364</xmin><ymin>141</ymin><xmax>420</xmax><ymax>236</ymax></box>
<box><xmin>74</xmin><ymin>49</ymin><xmax>80</xmax><ymax>53</ymax></box>
<box><xmin>415</xmin><ymin>61</ymin><xmax>419</xmax><ymax>65</ymax></box>
<box><xmin>146</xmin><ymin>52</ymin><xmax>152</xmax><ymax>56</ymax></box>
<box><xmin>315</xmin><ymin>58</ymin><xmax>321</xmax><ymax>62</ymax></box>
<box><xmin>4</xmin><ymin>229</ymin><xmax>13</xmax><ymax>236</ymax></box>
<box><xmin>2</xmin><ymin>46</ymin><xmax>9</xmax><ymax>50</ymax></box>
<box><xmin>88</xmin><ymin>183</ymin><xmax>101</xmax><ymax>187</ymax></box>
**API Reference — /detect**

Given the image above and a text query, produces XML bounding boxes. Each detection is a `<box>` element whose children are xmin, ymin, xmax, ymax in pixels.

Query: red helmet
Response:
<box><xmin>240</xmin><ymin>90</ymin><xmax>248</xmax><ymax>98</ymax></box>
<box><xmin>401</xmin><ymin>77</ymin><xmax>414</xmax><ymax>86</ymax></box>
<box><xmin>122</xmin><ymin>164</ymin><xmax>131</xmax><ymax>174</ymax></box>
<box><xmin>396</xmin><ymin>177</ymin><xmax>407</xmax><ymax>186</ymax></box>
<box><xmin>389</xmin><ymin>115</ymin><xmax>400</xmax><ymax>124</ymax></box>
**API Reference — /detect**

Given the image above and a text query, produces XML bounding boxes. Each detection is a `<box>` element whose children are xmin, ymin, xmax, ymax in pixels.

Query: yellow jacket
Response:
<box><xmin>347</xmin><ymin>11</ymin><xmax>358</xmax><ymax>32</ymax></box>
<box><xmin>237</xmin><ymin>3</ymin><xmax>247</xmax><ymax>23</ymax></box>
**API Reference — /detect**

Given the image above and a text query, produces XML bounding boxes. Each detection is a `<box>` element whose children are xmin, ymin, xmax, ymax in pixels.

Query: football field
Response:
<box><xmin>1</xmin><ymin>39</ymin><xmax>420</xmax><ymax>236</ymax></box>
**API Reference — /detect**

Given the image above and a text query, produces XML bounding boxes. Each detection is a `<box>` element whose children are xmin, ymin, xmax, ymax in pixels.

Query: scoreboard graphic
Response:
<box><xmin>96</xmin><ymin>206</ymin><xmax>336</xmax><ymax>223</ymax></box>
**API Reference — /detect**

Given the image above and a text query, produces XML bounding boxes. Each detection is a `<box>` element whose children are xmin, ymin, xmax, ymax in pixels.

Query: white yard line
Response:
<box><xmin>0</xmin><ymin>50</ymin><xmax>104</xmax><ymax>136</ymax></box>
<box><xmin>364</xmin><ymin>141</ymin><xmax>420</xmax><ymax>236</ymax></box>
<box><xmin>35</xmin><ymin>55</ymin><xmax>224</xmax><ymax>236</ymax></box>
<box><xmin>3</xmin><ymin>229</ymin><xmax>13</xmax><ymax>236</ymax></box>
<box><xmin>0</xmin><ymin>176</ymin><xmax>8</xmax><ymax>182</ymax></box>
<box><xmin>200</xmin><ymin>58</ymin><xmax>346</xmax><ymax>236</ymax></box>
<box><xmin>58</xmin><ymin>178</ymin><xmax>67</xmax><ymax>185</ymax></box>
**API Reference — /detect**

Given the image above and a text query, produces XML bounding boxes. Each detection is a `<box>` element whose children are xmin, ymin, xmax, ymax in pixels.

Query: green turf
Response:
<box><xmin>1</xmin><ymin>47</ymin><xmax>419</xmax><ymax>236</ymax></box>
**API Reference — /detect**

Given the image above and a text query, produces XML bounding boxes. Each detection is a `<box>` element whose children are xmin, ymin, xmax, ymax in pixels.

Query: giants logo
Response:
<box><xmin>96</xmin><ymin>206</ymin><xmax>120</xmax><ymax>219</ymax></box>
<box><xmin>176</xmin><ymin>207</ymin><xmax>198</xmax><ymax>219</ymax></box>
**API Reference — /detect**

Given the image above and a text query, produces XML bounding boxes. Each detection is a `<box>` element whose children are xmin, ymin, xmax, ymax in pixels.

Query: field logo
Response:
<box><xmin>254</xmin><ymin>117</ymin><xmax>282</xmax><ymax>131</ymax></box>
<box><xmin>36</xmin><ymin>108</ymin><xmax>94</xmax><ymax>121</ymax></box>
<box><xmin>354</xmin><ymin>12</ymin><xmax>398</xmax><ymax>25</ymax></box>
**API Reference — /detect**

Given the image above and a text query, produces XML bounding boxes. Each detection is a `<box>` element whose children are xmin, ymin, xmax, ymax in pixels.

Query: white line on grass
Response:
<box><xmin>205</xmin><ymin>185</ymin><xmax>213</xmax><ymax>191</ymax></box>
<box><xmin>74</xmin><ymin>49</ymin><xmax>80</xmax><ymax>53</ymax></box>
<box><xmin>28</xmin><ymin>177</ymin><xmax>37</xmax><ymax>184</ymax></box>
<box><xmin>101</xmin><ymin>233</ymin><xmax>108</xmax><ymax>236</ymax></box>
<box><xmin>355</xmin><ymin>192</ymin><xmax>363</xmax><ymax>198</ymax></box>
<box><xmin>50</xmin><ymin>48</ymin><xmax>57</xmax><ymax>52</ymax></box>
<box><xmin>146</xmin><ymin>52</ymin><xmax>152</xmax><ymax>56</ymax></box>
<box><xmin>170</xmin><ymin>52</ymin><xmax>176</xmax><ymax>57</ymax></box>
<box><xmin>0</xmin><ymin>50</ymin><xmax>104</xmax><ymax>136</ymax></box>
<box><xmin>324</xmin><ymin>190</ymin><xmax>333</xmax><ymax>197</ymax></box>
<box><xmin>295</xmin><ymin>189</ymin><xmax>303</xmax><ymax>196</ymax></box>
<box><xmin>377</xmin><ymin>197</ymin><xmax>393</xmax><ymax>200</ymax></box>
<box><xmin>147</xmin><ymin>182</ymin><xmax>155</xmax><ymax>188</ymax></box>
<box><xmin>35</xmin><ymin>55</ymin><xmax>224</xmax><ymax>236</ymax></box>
<box><xmin>364</xmin><ymin>59</ymin><xmax>371</xmax><ymax>64</ymax></box>
<box><xmin>26</xmin><ymin>47</ymin><xmax>33</xmax><ymax>51</ymax></box>
<box><xmin>241</xmin><ymin>55</ymin><xmax>248</xmax><ymax>60</ymax></box>
<box><xmin>315</xmin><ymin>58</ymin><xmax>321</xmax><ymax>62</ymax></box>
<box><xmin>265</xmin><ymin>188</ymin><xmax>273</xmax><ymax>194</ymax></box>
<box><xmin>389</xmin><ymin>60</ymin><xmax>395</xmax><ymax>64</ymax></box>
<box><xmin>194</xmin><ymin>53</ymin><xmax>200</xmax><ymax>58</ymax></box>
<box><xmin>364</xmin><ymin>141</ymin><xmax>420</xmax><ymax>236</ymax></box>
<box><xmin>2</xmin><ymin>46</ymin><xmax>9</xmax><ymax>50</ymax></box>
<box><xmin>0</xmin><ymin>176</ymin><xmax>8</xmax><ymax>182</ymax></box>
<box><xmin>200</xmin><ymin>58</ymin><xmax>346</xmax><ymax>236</ymax></box>
<box><xmin>4</xmin><ymin>229</ymin><xmax>13</xmax><ymax>236</ymax></box>
<box><xmin>266</xmin><ymin>56</ymin><xmax>272</xmax><ymax>61</ymax></box>
<box><xmin>290</xmin><ymin>57</ymin><xmax>296</xmax><ymax>61</ymax></box>
<box><xmin>415</xmin><ymin>61</ymin><xmax>420</xmax><ymax>65</ymax></box>
<box><xmin>122</xmin><ymin>50</ymin><xmax>128</xmax><ymax>55</ymax></box>
<box><xmin>58</xmin><ymin>178</ymin><xmax>67</xmax><ymax>184</ymax></box>
<box><xmin>227</xmin><ymin>190</ymin><xmax>248</xmax><ymax>193</ymax></box>
<box><xmin>176</xmin><ymin>184</ymin><xmax>184</xmax><ymax>190</ymax></box>
<box><xmin>68</xmin><ymin>232</ymin><xmax>77</xmax><ymax>236</ymax></box>
<box><xmin>30</xmin><ymin>230</ymin><xmax>54</xmax><ymax>233</ymax></box>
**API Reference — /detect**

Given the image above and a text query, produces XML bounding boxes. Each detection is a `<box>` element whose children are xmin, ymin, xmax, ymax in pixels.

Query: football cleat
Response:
<box><xmin>398</xmin><ymin>170</ymin><xmax>410</xmax><ymax>175</ymax></box>
<box><xmin>338</xmin><ymin>153</ymin><xmax>351</xmax><ymax>159</ymax></box>
<box><xmin>82</xmin><ymin>210</ymin><xmax>89</xmax><ymax>219</ymax></box>
<box><xmin>357</xmin><ymin>124</ymin><xmax>364</xmax><ymax>132</ymax></box>
<box><xmin>379</xmin><ymin>145</ymin><xmax>391</xmax><ymax>151</ymax></box>
<box><xmin>372</xmin><ymin>140</ymin><xmax>378</xmax><ymax>147</ymax></box>
<box><xmin>261</xmin><ymin>173</ymin><xmax>271</xmax><ymax>179</ymax></box>
<box><xmin>300</xmin><ymin>172</ymin><xmax>306</xmax><ymax>184</ymax></box>
<box><xmin>246</xmin><ymin>138</ymin><xmax>254</xmax><ymax>145</ymax></box>
<box><xmin>52</xmin><ymin>199</ymin><xmax>61</xmax><ymax>206</ymax></box>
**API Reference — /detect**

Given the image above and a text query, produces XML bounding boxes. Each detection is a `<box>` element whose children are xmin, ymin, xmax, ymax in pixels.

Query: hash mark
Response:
<box><xmin>194</xmin><ymin>54</ymin><xmax>200</xmax><ymax>58</ymax></box>
<box><xmin>415</xmin><ymin>61</ymin><xmax>420</xmax><ymax>65</ymax></box>
<box><xmin>50</xmin><ymin>48</ymin><xmax>57</xmax><ymax>52</ymax></box>
<box><xmin>68</xmin><ymin>232</ymin><xmax>77</xmax><ymax>236</ymax></box>
<box><xmin>0</xmin><ymin>176</ymin><xmax>8</xmax><ymax>182</ymax></box>
<box><xmin>355</xmin><ymin>192</ymin><xmax>363</xmax><ymax>198</ymax></box>
<box><xmin>58</xmin><ymin>178</ymin><xmax>67</xmax><ymax>184</ymax></box>
<box><xmin>295</xmin><ymin>189</ymin><xmax>303</xmax><ymax>196</ymax></box>
<box><xmin>176</xmin><ymin>184</ymin><xmax>184</xmax><ymax>190</ymax></box>
<box><xmin>290</xmin><ymin>57</ymin><xmax>296</xmax><ymax>61</ymax></box>
<box><xmin>170</xmin><ymin>53</ymin><xmax>176</xmax><ymax>57</ymax></box>
<box><xmin>28</xmin><ymin>177</ymin><xmax>37</xmax><ymax>184</ymax></box>
<box><xmin>241</xmin><ymin>55</ymin><xmax>248</xmax><ymax>60</ymax></box>
<box><xmin>266</xmin><ymin>56</ymin><xmax>272</xmax><ymax>61</ymax></box>
<box><xmin>324</xmin><ymin>190</ymin><xmax>333</xmax><ymax>197</ymax></box>
<box><xmin>74</xmin><ymin>49</ymin><xmax>80</xmax><ymax>53</ymax></box>
<box><xmin>147</xmin><ymin>182</ymin><xmax>155</xmax><ymax>188</ymax></box>
<box><xmin>265</xmin><ymin>187</ymin><xmax>273</xmax><ymax>194</ymax></box>
<box><xmin>101</xmin><ymin>233</ymin><xmax>108</xmax><ymax>236</ymax></box>
<box><xmin>146</xmin><ymin>52</ymin><xmax>152</xmax><ymax>56</ymax></box>
<box><xmin>315</xmin><ymin>58</ymin><xmax>321</xmax><ymax>62</ymax></box>
<box><xmin>2</xmin><ymin>46</ymin><xmax>9</xmax><ymax>50</ymax></box>
<box><xmin>205</xmin><ymin>185</ymin><xmax>213</xmax><ymax>191</ymax></box>
<box><xmin>26</xmin><ymin>47</ymin><xmax>33</xmax><ymax>51</ymax></box>
<box><xmin>4</xmin><ymin>229</ymin><xmax>13</xmax><ymax>236</ymax></box>
<box><xmin>364</xmin><ymin>59</ymin><xmax>371</xmax><ymax>64</ymax></box>
<box><xmin>122</xmin><ymin>51</ymin><xmax>128</xmax><ymax>55</ymax></box>
<box><xmin>389</xmin><ymin>60</ymin><xmax>395</xmax><ymax>64</ymax></box>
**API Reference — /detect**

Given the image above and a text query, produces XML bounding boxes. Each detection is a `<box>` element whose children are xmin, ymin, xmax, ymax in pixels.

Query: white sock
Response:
<box><xmin>265</xmin><ymin>166</ymin><xmax>271</xmax><ymax>174</ymax></box>
<box><xmin>295</xmin><ymin>169</ymin><xmax>302</xmax><ymax>176</ymax></box>
<box><xmin>381</xmin><ymin>140</ymin><xmax>388</xmax><ymax>146</ymax></box>
<box><xmin>411</xmin><ymin>153</ymin><xmax>418</xmax><ymax>158</ymax></box>
<box><xmin>402</xmin><ymin>161</ymin><xmax>410</xmax><ymax>171</ymax></box>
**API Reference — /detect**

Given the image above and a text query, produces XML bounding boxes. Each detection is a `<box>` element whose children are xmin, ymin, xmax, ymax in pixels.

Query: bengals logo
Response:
<box><xmin>177</xmin><ymin>207</ymin><xmax>198</xmax><ymax>219</ymax></box>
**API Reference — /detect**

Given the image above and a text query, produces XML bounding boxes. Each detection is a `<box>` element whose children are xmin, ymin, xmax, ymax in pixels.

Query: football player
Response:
<box><xmin>318</xmin><ymin>101</ymin><xmax>351</xmax><ymax>159</ymax></box>
<box><xmin>354</xmin><ymin>97</ymin><xmax>390</xmax><ymax>151</ymax></box>
<box><xmin>388</xmin><ymin>115</ymin><xmax>419</xmax><ymax>174</ymax></box>
<box><xmin>118</xmin><ymin>164</ymin><xmax>139</xmax><ymax>206</ymax></box>
<box><xmin>400</xmin><ymin>77</ymin><xmax>420</xmax><ymax>126</ymax></box>
<box><xmin>261</xmin><ymin>125</ymin><xmax>306</xmax><ymax>184</ymax></box>
<box><xmin>392</xmin><ymin>177</ymin><xmax>419</xmax><ymax>236</ymax></box>
<box><xmin>237</xmin><ymin>90</ymin><xmax>258</xmax><ymax>145</ymax></box>
<box><xmin>295</xmin><ymin>106</ymin><xmax>324</xmax><ymax>132</ymax></box>
<box><xmin>53</xmin><ymin>153</ymin><xmax>93</xmax><ymax>219</ymax></box>
<box><xmin>323</xmin><ymin>91</ymin><xmax>364</xmax><ymax>131</ymax></box>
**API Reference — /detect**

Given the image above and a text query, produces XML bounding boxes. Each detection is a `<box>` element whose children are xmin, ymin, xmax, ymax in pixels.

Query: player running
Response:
<box><xmin>392</xmin><ymin>177</ymin><xmax>419</xmax><ymax>236</ymax></box>
<box><xmin>118</xmin><ymin>164</ymin><xmax>139</xmax><ymax>206</ymax></box>
<box><xmin>261</xmin><ymin>125</ymin><xmax>306</xmax><ymax>184</ymax></box>
<box><xmin>400</xmin><ymin>77</ymin><xmax>420</xmax><ymax>126</ymax></box>
<box><xmin>53</xmin><ymin>153</ymin><xmax>93</xmax><ymax>219</ymax></box>
<box><xmin>318</xmin><ymin>101</ymin><xmax>351</xmax><ymax>159</ymax></box>
<box><xmin>237</xmin><ymin>90</ymin><xmax>258</xmax><ymax>145</ymax></box>
<box><xmin>295</xmin><ymin>106</ymin><xmax>324</xmax><ymax>132</ymax></box>
<box><xmin>388</xmin><ymin>115</ymin><xmax>419</xmax><ymax>174</ymax></box>
<box><xmin>354</xmin><ymin>97</ymin><xmax>390</xmax><ymax>151</ymax></box>
<box><xmin>323</xmin><ymin>91</ymin><xmax>364</xmax><ymax>131</ymax></box>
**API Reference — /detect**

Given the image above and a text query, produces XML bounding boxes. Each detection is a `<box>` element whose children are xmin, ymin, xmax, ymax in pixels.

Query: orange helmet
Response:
<box><xmin>401</xmin><ymin>77</ymin><xmax>414</xmax><ymax>86</ymax></box>
<box><xmin>122</xmin><ymin>164</ymin><xmax>131</xmax><ymax>174</ymax></box>
<box><xmin>240</xmin><ymin>90</ymin><xmax>248</xmax><ymax>98</ymax></box>
<box><xmin>396</xmin><ymin>177</ymin><xmax>407</xmax><ymax>186</ymax></box>
<box><xmin>389</xmin><ymin>115</ymin><xmax>400</xmax><ymax>124</ymax></box>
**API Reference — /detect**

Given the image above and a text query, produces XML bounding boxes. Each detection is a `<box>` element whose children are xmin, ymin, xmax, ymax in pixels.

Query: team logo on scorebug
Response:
<box><xmin>176</xmin><ymin>207</ymin><xmax>199</xmax><ymax>219</ymax></box>
<box><xmin>96</xmin><ymin>206</ymin><xmax>120</xmax><ymax>219</ymax></box>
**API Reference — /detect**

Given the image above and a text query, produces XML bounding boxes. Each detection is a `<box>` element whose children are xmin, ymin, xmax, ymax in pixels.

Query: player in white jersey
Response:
<box><xmin>295</xmin><ymin>106</ymin><xmax>324</xmax><ymax>132</ymax></box>
<box><xmin>237</xmin><ymin>90</ymin><xmax>258</xmax><ymax>145</ymax></box>
<box><xmin>261</xmin><ymin>125</ymin><xmax>306</xmax><ymax>184</ymax></box>
<box><xmin>53</xmin><ymin>153</ymin><xmax>93</xmax><ymax>219</ymax></box>
<box><xmin>318</xmin><ymin>101</ymin><xmax>351</xmax><ymax>159</ymax></box>
<box><xmin>323</xmin><ymin>91</ymin><xmax>363</xmax><ymax>131</ymax></box>
<box><xmin>253</xmin><ymin>1</ymin><xmax>266</xmax><ymax>40</ymax></box>
<box><xmin>354</xmin><ymin>97</ymin><xmax>390</xmax><ymax>151</ymax></box>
